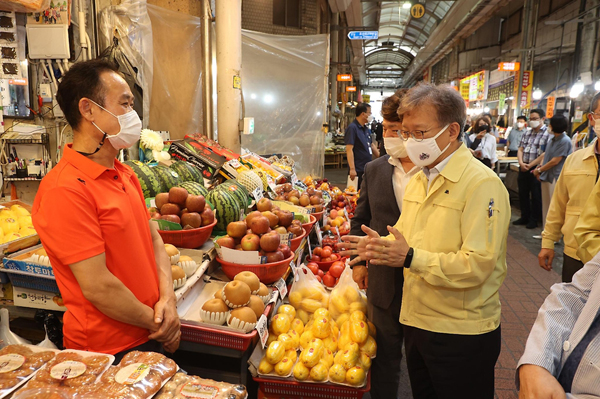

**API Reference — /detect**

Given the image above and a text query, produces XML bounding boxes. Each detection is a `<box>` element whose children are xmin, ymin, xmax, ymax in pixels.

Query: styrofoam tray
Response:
<box><xmin>0</xmin><ymin>344</ymin><xmax>60</xmax><ymax>399</ymax></box>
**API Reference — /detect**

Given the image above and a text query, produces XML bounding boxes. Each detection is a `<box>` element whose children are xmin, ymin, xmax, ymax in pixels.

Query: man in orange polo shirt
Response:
<box><xmin>32</xmin><ymin>59</ymin><xmax>180</xmax><ymax>359</ymax></box>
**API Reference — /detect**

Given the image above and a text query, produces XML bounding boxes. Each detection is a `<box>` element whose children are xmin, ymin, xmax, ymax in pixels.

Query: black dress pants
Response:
<box><xmin>562</xmin><ymin>254</ymin><xmax>585</xmax><ymax>283</ymax></box>
<box><xmin>517</xmin><ymin>169</ymin><xmax>542</xmax><ymax>223</ymax></box>
<box><xmin>404</xmin><ymin>325</ymin><xmax>501</xmax><ymax>399</ymax></box>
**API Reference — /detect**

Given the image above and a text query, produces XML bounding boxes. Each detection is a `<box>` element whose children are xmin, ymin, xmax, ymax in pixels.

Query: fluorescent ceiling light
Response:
<box><xmin>402</xmin><ymin>2</ymin><xmax>412</xmax><ymax>9</ymax></box>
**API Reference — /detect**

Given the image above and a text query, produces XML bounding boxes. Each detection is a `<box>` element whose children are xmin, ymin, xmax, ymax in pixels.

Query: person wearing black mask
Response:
<box><xmin>469</xmin><ymin>115</ymin><xmax>498</xmax><ymax>168</ymax></box>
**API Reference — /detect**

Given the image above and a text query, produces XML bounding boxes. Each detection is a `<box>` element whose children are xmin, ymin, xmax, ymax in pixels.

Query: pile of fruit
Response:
<box><xmin>273</xmin><ymin>184</ymin><xmax>325</xmax><ymax>213</ymax></box>
<box><xmin>302</xmin><ymin>178</ymin><xmax>357</xmax><ymax>219</ymax></box>
<box><xmin>306</xmin><ymin>257</ymin><xmax>345</xmax><ymax>288</ymax></box>
<box><xmin>322</xmin><ymin>209</ymin><xmax>350</xmax><ymax>235</ymax></box>
<box><xmin>124</xmin><ymin>160</ymin><xmax>205</xmax><ymax>199</ymax></box>
<box><xmin>0</xmin><ymin>204</ymin><xmax>37</xmax><ymax>244</ymax></box>
<box><xmin>215</xmin><ymin>198</ymin><xmax>302</xmax><ymax>263</ymax></box>
<box><xmin>149</xmin><ymin>187</ymin><xmax>214</xmax><ymax>229</ymax></box>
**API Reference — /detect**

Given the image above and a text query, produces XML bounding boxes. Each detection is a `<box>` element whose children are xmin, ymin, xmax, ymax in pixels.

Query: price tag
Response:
<box><xmin>315</xmin><ymin>223</ymin><xmax>323</xmax><ymax>246</ymax></box>
<box><xmin>267</xmin><ymin>290</ymin><xmax>278</xmax><ymax>305</ymax></box>
<box><xmin>253</xmin><ymin>188</ymin><xmax>263</xmax><ymax>201</ymax></box>
<box><xmin>279</xmin><ymin>233</ymin><xmax>293</xmax><ymax>246</ymax></box>
<box><xmin>290</xmin><ymin>261</ymin><xmax>298</xmax><ymax>280</ymax></box>
<box><xmin>230</xmin><ymin>159</ymin><xmax>242</xmax><ymax>169</ymax></box>
<box><xmin>291</xmin><ymin>174</ymin><xmax>298</xmax><ymax>185</ymax></box>
<box><xmin>307</xmin><ymin>236</ymin><xmax>312</xmax><ymax>258</ymax></box>
<box><xmin>256</xmin><ymin>314</ymin><xmax>269</xmax><ymax>348</ymax></box>
<box><xmin>274</xmin><ymin>278</ymin><xmax>288</xmax><ymax>299</ymax></box>
<box><xmin>267</xmin><ymin>176</ymin><xmax>277</xmax><ymax>191</ymax></box>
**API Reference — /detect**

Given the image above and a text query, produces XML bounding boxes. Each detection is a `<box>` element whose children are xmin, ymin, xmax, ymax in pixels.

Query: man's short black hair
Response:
<box><xmin>56</xmin><ymin>58</ymin><xmax>120</xmax><ymax>130</ymax></box>
<box><xmin>355</xmin><ymin>103</ymin><xmax>371</xmax><ymax>117</ymax></box>
<box><xmin>517</xmin><ymin>115</ymin><xmax>527</xmax><ymax>122</ymax></box>
<box><xmin>550</xmin><ymin>114</ymin><xmax>568</xmax><ymax>134</ymax></box>
<box><xmin>530</xmin><ymin>108</ymin><xmax>546</xmax><ymax>119</ymax></box>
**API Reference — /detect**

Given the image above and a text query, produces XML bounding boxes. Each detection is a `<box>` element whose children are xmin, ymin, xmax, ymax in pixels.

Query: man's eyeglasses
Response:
<box><xmin>398</xmin><ymin>129</ymin><xmax>433</xmax><ymax>142</ymax></box>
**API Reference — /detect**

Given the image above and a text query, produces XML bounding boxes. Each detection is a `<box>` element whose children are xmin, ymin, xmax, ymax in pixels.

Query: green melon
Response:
<box><xmin>170</xmin><ymin>160</ymin><xmax>203</xmax><ymax>183</ymax></box>
<box><xmin>153</xmin><ymin>165</ymin><xmax>180</xmax><ymax>192</ymax></box>
<box><xmin>178</xmin><ymin>181</ymin><xmax>208</xmax><ymax>197</ymax></box>
<box><xmin>206</xmin><ymin>188</ymin><xmax>241</xmax><ymax>232</ymax></box>
<box><xmin>218</xmin><ymin>180</ymin><xmax>250</xmax><ymax>213</ymax></box>
<box><xmin>123</xmin><ymin>160</ymin><xmax>161</xmax><ymax>198</ymax></box>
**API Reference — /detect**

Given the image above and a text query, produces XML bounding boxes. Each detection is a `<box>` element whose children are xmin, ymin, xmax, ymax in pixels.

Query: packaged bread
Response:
<box><xmin>0</xmin><ymin>345</ymin><xmax>56</xmax><ymax>391</ymax></box>
<box><xmin>155</xmin><ymin>372</ymin><xmax>247</xmax><ymax>399</ymax></box>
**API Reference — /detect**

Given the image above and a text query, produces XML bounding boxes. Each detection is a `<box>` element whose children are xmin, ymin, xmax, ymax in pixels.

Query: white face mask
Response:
<box><xmin>367</xmin><ymin>114</ymin><xmax>374</xmax><ymax>123</ymax></box>
<box><xmin>405</xmin><ymin>124</ymin><xmax>451</xmax><ymax>167</ymax></box>
<box><xmin>384</xmin><ymin>137</ymin><xmax>407</xmax><ymax>159</ymax></box>
<box><xmin>517</xmin><ymin>122</ymin><xmax>525</xmax><ymax>129</ymax></box>
<box><xmin>529</xmin><ymin>120</ymin><xmax>540</xmax><ymax>129</ymax></box>
<box><xmin>90</xmin><ymin>100</ymin><xmax>142</xmax><ymax>151</ymax></box>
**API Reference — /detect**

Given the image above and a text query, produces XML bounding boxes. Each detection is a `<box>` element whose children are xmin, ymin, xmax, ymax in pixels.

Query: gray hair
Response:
<box><xmin>398</xmin><ymin>83</ymin><xmax>467</xmax><ymax>138</ymax></box>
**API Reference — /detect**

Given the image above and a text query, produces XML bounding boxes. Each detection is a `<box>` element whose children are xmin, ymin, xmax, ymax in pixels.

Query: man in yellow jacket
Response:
<box><xmin>538</xmin><ymin>94</ymin><xmax>600</xmax><ymax>281</ymax></box>
<box><xmin>340</xmin><ymin>83</ymin><xmax>510</xmax><ymax>399</ymax></box>
<box><xmin>573</xmin><ymin>95</ymin><xmax>600</xmax><ymax>266</ymax></box>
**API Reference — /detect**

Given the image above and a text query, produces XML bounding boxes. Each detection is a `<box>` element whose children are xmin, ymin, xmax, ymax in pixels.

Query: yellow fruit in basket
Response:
<box><xmin>344</xmin><ymin>287</ymin><xmax>360</xmax><ymax>303</ymax></box>
<box><xmin>341</xmin><ymin>320</ymin><xmax>350</xmax><ymax>336</ymax></box>
<box><xmin>308</xmin><ymin>337</ymin><xmax>324</xmax><ymax>353</ymax></box>
<box><xmin>293</xmin><ymin>361</ymin><xmax>310</xmax><ymax>381</ymax></box>
<box><xmin>266</xmin><ymin>333</ymin><xmax>278</xmax><ymax>346</ymax></box>
<box><xmin>17</xmin><ymin>215</ymin><xmax>32</xmax><ymax>227</ymax></box>
<box><xmin>339</xmin><ymin>344</ymin><xmax>360</xmax><ymax>370</ymax></box>
<box><xmin>336</xmin><ymin>313</ymin><xmax>350</xmax><ymax>328</ymax></box>
<box><xmin>349</xmin><ymin>302</ymin><xmax>367</xmax><ymax>315</ymax></box>
<box><xmin>311</xmin><ymin>317</ymin><xmax>331</xmax><ymax>339</ymax></box>
<box><xmin>301</xmin><ymin>299</ymin><xmax>322</xmax><ymax>313</ymax></box>
<box><xmin>300</xmin><ymin>287</ymin><xmax>323</xmax><ymax>301</ymax></box>
<box><xmin>346</xmin><ymin>366</ymin><xmax>366</xmax><ymax>386</ymax></box>
<box><xmin>19</xmin><ymin>225</ymin><xmax>36</xmax><ymax>237</ymax></box>
<box><xmin>309</xmin><ymin>363</ymin><xmax>328</xmax><ymax>382</ymax></box>
<box><xmin>305</xmin><ymin>319</ymin><xmax>313</xmax><ymax>331</ymax></box>
<box><xmin>313</xmin><ymin>308</ymin><xmax>330</xmax><ymax>320</ymax></box>
<box><xmin>277</xmin><ymin>333</ymin><xmax>294</xmax><ymax>351</ymax></box>
<box><xmin>289</xmin><ymin>292</ymin><xmax>302</xmax><ymax>309</ymax></box>
<box><xmin>350</xmin><ymin>320</ymin><xmax>369</xmax><ymax>344</ymax></box>
<box><xmin>291</xmin><ymin>318</ymin><xmax>304</xmax><ymax>334</ymax></box>
<box><xmin>271</xmin><ymin>314</ymin><xmax>291</xmax><ymax>336</ymax></box>
<box><xmin>300</xmin><ymin>346</ymin><xmax>321</xmax><ymax>368</ymax></box>
<box><xmin>288</xmin><ymin>330</ymin><xmax>300</xmax><ymax>349</ymax></box>
<box><xmin>300</xmin><ymin>330</ymin><xmax>315</xmax><ymax>349</ymax></box>
<box><xmin>258</xmin><ymin>358</ymin><xmax>274</xmax><ymax>374</ymax></box>
<box><xmin>338</xmin><ymin>334</ymin><xmax>352</xmax><ymax>351</ymax></box>
<box><xmin>0</xmin><ymin>218</ymin><xmax>19</xmax><ymax>235</ymax></box>
<box><xmin>331</xmin><ymin>294</ymin><xmax>350</xmax><ymax>313</ymax></box>
<box><xmin>319</xmin><ymin>348</ymin><xmax>334</xmax><ymax>369</ymax></box>
<box><xmin>368</xmin><ymin>321</ymin><xmax>376</xmax><ymax>337</ymax></box>
<box><xmin>10</xmin><ymin>205</ymin><xmax>29</xmax><ymax>217</ymax></box>
<box><xmin>296</xmin><ymin>309</ymin><xmax>310</xmax><ymax>325</ymax></box>
<box><xmin>274</xmin><ymin>356</ymin><xmax>294</xmax><ymax>376</ymax></box>
<box><xmin>285</xmin><ymin>349</ymin><xmax>297</xmax><ymax>362</ymax></box>
<box><xmin>360</xmin><ymin>335</ymin><xmax>377</xmax><ymax>358</ymax></box>
<box><xmin>323</xmin><ymin>335</ymin><xmax>338</xmax><ymax>353</ymax></box>
<box><xmin>329</xmin><ymin>364</ymin><xmax>346</xmax><ymax>383</ymax></box>
<box><xmin>330</xmin><ymin>322</ymin><xmax>340</xmax><ymax>338</ymax></box>
<box><xmin>321</xmin><ymin>295</ymin><xmax>329</xmax><ymax>308</ymax></box>
<box><xmin>359</xmin><ymin>352</ymin><xmax>372</xmax><ymax>370</ymax></box>
<box><xmin>277</xmin><ymin>304</ymin><xmax>296</xmax><ymax>320</ymax></box>
<box><xmin>2</xmin><ymin>233</ymin><xmax>21</xmax><ymax>243</ymax></box>
<box><xmin>0</xmin><ymin>209</ymin><xmax>15</xmax><ymax>220</ymax></box>
<box><xmin>266</xmin><ymin>341</ymin><xmax>286</xmax><ymax>365</ymax></box>
<box><xmin>350</xmin><ymin>310</ymin><xmax>367</xmax><ymax>322</ymax></box>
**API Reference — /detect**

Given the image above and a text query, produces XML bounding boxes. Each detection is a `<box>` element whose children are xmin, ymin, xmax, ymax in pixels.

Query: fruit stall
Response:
<box><xmin>0</xmin><ymin>132</ymin><xmax>370</xmax><ymax>398</ymax></box>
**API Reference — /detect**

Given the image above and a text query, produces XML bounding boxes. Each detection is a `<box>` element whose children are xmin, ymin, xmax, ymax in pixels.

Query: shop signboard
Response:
<box><xmin>337</xmin><ymin>74</ymin><xmax>352</xmax><ymax>81</ymax></box>
<box><xmin>346</xmin><ymin>86</ymin><xmax>357</xmax><ymax>92</ymax></box>
<box><xmin>460</xmin><ymin>70</ymin><xmax>488</xmax><ymax>101</ymax></box>
<box><xmin>520</xmin><ymin>70</ymin><xmax>533</xmax><ymax>109</ymax></box>
<box><xmin>498</xmin><ymin>62</ymin><xmax>520</xmax><ymax>72</ymax></box>
<box><xmin>546</xmin><ymin>96</ymin><xmax>556</xmax><ymax>118</ymax></box>
<box><xmin>363</xmin><ymin>94</ymin><xmax>370</xmax><ymax>103</ymax></box>
<box><xmin>499</xmin><ymin>93</ymin><xmax>506</xmax><ymax>110</ymax></box>
<box><xmin>348</xmin><ymin>31</ymin><xmax>379</xmax><ymax>40</ymax></box>
<box><xmin>460</xmin><ymin>82</ymin><xmax>470</xmax><ymax>100</ymax></box>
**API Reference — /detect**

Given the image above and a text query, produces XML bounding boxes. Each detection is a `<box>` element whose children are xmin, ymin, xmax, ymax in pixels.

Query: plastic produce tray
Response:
<box><xmin>4</xmin><ymin>269</ymin><xmax>59</xmax><ymax>292</ymax></box>
<box><xmin>254</xmin><ymin>372</ymin><xmax>371</xmax><ymax>399</ymax></box>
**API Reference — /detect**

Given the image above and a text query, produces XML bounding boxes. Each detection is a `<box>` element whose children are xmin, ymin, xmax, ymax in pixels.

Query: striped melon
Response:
<box><xmin>123</xmin><ymin>160</ymin><xmax>161</xmax><ymax>198</ymax></box>
<box><xmin>217</xmin><ymin>181</ymin><xmax>250</xmax><ymax>214</ymax></box>
<box><xmin>206</xmin><ymin>188</ymin><xmax>241</xmax><ymax>232</ymax></box>
<box><xmin>178</xmin><ymin>181</ymin><xmax>208</xmax><ymax>197</ymax></box>
<box><xmin>153</xmin><ymin>165</ymin><xmax>181</xmax><ymax>191</ymax></box>
<box><xmin>170</xmin><ymin>160</ymin><xmax>203</xmax><ymax>182</ymax></box>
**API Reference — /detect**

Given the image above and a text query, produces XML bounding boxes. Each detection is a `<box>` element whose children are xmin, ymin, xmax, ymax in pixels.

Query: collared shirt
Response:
<box><xmin>388</xmin><ymin>144</ymin><xmax>510</xmax><ymax>335</ymax></box>
<box><xmin>574</xmin><ymin>140</ymin><xmax>600</xmax><ymax>264</ymax></box>
<box><xmin>32</xmin><ymin>144</ymin><xmax>160</xmax><ymax>354</ymax></box>
<box><xmin>388</xmin><ymin>157</ymin><xmax>419</xmax><ymax>211</ymax></box>
<box><xmin>507</xmin><ymin>127</ymin><xmax>526</xmax><ymax>151</ymax></box>
<box><xmin>519</xmin><ymin>125</ymin><xmax>550</xmax><ymax>163</ymax></box>
<box><xmin>423</xmin><ymin>150</ymin><xmax>457</xmax><ymax>191</ymax></box>
<box><xmin>468</xmin><ymin>133</ymin><xmax>499</xmax><ymax>164</ymax></box>
<box><xmin>345</xmin><ymin>119</ymin><xmax>373</xmax><ymax>173</ymax></box>
<box><xmin>540</xmin><ymin>132</ymin><xmax>573</xmax><ymax>183</ymax></box>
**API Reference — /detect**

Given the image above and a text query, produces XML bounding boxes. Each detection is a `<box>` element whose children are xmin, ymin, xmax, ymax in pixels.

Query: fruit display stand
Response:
<box><xmin>255</xmin><ymin>372</ymin><xmax>371</xmax><ymax>399</ymax></box>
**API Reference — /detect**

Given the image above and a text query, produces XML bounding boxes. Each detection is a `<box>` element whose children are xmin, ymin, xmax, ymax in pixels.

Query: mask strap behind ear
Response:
<box><xmin>77</xmin><ymin>132</ymin><xmax>107</xmax><ymax>156</ymax></box>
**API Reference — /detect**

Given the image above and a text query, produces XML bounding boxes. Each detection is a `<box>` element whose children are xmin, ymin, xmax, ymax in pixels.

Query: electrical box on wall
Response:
<box><xmin>26</xmin><ymin>24</ymin><xmax>70</xmax><ymax>59</ymax></box>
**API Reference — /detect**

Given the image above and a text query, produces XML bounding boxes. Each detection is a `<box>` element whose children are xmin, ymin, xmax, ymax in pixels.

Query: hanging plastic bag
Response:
<box><xmin>288</xmin><ymin>265</ymin><xmax>330</xmax><ymax>324</ymax></box>
<box><xmin>37</xmin><ymin>326</ymin><xmax>57</xmax><ymax>349</ymax></box>
<box><xmin>328</xmin><ymin>265</ymin><xmax>367</xmax><ymax>328</ymax></box>
<box><xmin>0</xmin><ymin>308</ymin><xmax>31</xmax><ymax>347</ymax></box>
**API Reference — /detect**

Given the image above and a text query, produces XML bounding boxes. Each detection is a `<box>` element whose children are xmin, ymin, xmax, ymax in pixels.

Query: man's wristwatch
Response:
<box><xmin>404</xmin><ymin>248</ymin><xmax>414</xmax><ymax>268</ymax></box>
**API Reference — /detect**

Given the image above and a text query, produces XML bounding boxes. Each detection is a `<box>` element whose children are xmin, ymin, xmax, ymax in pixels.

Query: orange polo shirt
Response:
<box><xmin>32</xmin><ymin>144</ymin><xmax>160</xmax><ymax>354</ymax></box>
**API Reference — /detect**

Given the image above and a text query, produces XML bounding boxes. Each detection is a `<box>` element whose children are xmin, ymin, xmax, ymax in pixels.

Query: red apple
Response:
<box><xmin>169</xmin><ymin>187</ymin><xmax>188</xmax><ymax>207</ymax></box>
<box><xmin>245</xmin><ymin>210</ymin><xmax>263</xmax><ymax>226</ymax></box>
<box><xmin>216</xmin><ymin>236</ymin><xmax>236</xmax><ymax>249</ymax></box>
<box><xmin>249</xmin><ymin>216</ymin><xmax>270</xmax><ymax>235</ymax></box>
<box><xmin>279</xmin><ymin>244</ymin><xmax>291</xmax><ymax>259</ymax></box>
<box><xmin>200</xmin><ymin>207</ymin><xmax>215</xmax><ymax>226</ymax></box>
<box><xmin>181</xmin><ymin>212</ymin><xmax>202</xmax><ymax>228</ymax></box>
<box><xmin>161</xmin><ymin>203</ymin><xmax>181</xmax><ymax>216</ymax></box>
<box><xmin>256</xmin><ymin>198</ymin><xmax>272</xmax><ymax>212</ymax></box>
<box><xmin>323</xmin><ymin>273</ymin><xmax>336</xmax><ymax>287</ymax></box>
<box><xmin>275</xmin><ymin>226</ymin><xmax>287</xmax><ymax>235</ymax></box>
<box><xmin>265</xmin><ymin>250</ymin><xmax>284</xmax><ymax>263</ymax></box>
<box><xmin>151</xmin><ymin>212</ymin><xmax>161</xmax><ymax>219</ymax></box>
<box><xmin>241</xmin><ymin>234</ymin><xmax>260</xmax><ymax>251</ymax></box>
<box><xmin>275</xmin><ymin>210</ymin><xmax>293</xmax><ymax>227</ymax></box>
<box><xmin>260</xmin><ymin>232</ymin><xmax>281</xmax><ymax>252</ymax></box>
<box><xmin>155</xmin><ymin>193</ymin><xmax>169</xmax><ymax>210</ymax></box>
<box><xmin>227</xmin><ymin>221</ymin><xmax>248</xmax><ymax>238</ymax></box>
<box><xmin>262</xmin><ymin>211</ymin><xmax>279</xmax><ymax>228</ymax></box>
<box><xmin>186</xmin><ymin>195</ymin><xmax>206</xmax><ymax>213</ymax></box>
<box><xmin>161</xmin><ymin>214</ymin><xmax>180</xmax><ymax>225</ymax></box>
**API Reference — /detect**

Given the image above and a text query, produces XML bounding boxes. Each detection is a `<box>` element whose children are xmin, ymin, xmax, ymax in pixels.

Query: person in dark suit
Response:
<box><xmin>349</xmin><ymin>91</ymin><xmax>418</xmax><ymax>399</ymax></box>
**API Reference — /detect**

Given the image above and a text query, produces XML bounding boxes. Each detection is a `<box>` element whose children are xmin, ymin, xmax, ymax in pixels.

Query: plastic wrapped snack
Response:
<box><xmin>155</xmin><ymin>372</ymin><xmax>247</xmax><ymax>399</ymax></box>
<box><xmin>0</xmin><ymin>345</ymin><xmax>56</xmax><ymax>392</ymax></box>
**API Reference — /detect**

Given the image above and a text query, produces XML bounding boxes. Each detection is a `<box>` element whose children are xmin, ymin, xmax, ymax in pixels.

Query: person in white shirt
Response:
<box><xmin>469</xmin><ymin>116</ymin><xmax>498</xmax><ymax>169</ymax></box>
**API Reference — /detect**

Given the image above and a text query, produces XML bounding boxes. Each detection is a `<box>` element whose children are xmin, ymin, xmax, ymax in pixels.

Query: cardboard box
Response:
<box><xmin>13</xmin><ymin>286</ymin><xmax>65</xmax><ymax>311</ymax></box>
<box><xmin>2</xmin><ymin>244</ymin><xmax>53</xmax><ymax>277</ymax></box>
<box><xmin>168</xmin><ymin>140</ymin><xmax>226</xmax><ymax>180</ymax></box>
<box><xmin>186</xmin><ymin>134</ymin><xmax>240</xmax><ymax>160</ymax></box>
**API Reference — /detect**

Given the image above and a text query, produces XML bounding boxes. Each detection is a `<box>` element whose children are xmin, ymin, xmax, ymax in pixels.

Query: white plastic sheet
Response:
<box><xmin>241</xmin><ymin>30</ymin><xmax>328</xmax><ymax>179</ymax></box>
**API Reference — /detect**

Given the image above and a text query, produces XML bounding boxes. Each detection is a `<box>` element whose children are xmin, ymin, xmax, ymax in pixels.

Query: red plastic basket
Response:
<box><xmin>158</xmin><ymin>218</ymin><xmax>217</xmax><ymax>249</ymax></box>
<box><xmin>306</xmin><ymin>253</ymin><xmax>342</xmax><ymax>272</ymax></box>
<box><xmin>216</xmin><ymin>254</ymin><xmax>293</xmax><ymax>284</ymax></box>
<box><xmin>254</xmin><ymin>371</ymin><xmax>370</xmax><ymax>399</ymax></box>
<box><xmin>181</xmin><ymin>303</ymin><xmax>272</xmax><ymax>351</ymax></box>
<box><xmin>289</xmin><ymin>228</ymin><xmax>306</xmax><ymax>253</ymax></box>
<box><xmin>301</xmin><ymin>214</ymin><xmax>317</xmax><ymax>236</ymax></box>
<box><xmin>311</xmin><ymin>210</ymin><xmax>325</xmax><ymax>222</ymax></box>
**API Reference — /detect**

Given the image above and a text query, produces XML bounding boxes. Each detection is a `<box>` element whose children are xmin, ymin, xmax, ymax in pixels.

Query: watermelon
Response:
<box><xmin>218</xmin><ymin>180</ymin><xmax>250</xmax><ymax>212</ymax></box>
<box><xmin>153</xmin><ymin>165</ymin><xmax>181</xmax><ymax>192</ymax></box>
<box><xmin>170</xmin><ymin>160</ymin><xmax>203</xmax><ymax>182</ymax></box>
<box><xmin>206</xmin><ymin>188</ymin><xmax>241</xmax><ymax>232</ymax></box>
<box><xmin>178</xmin><ymin>181</ymin><xmax>208</xmax><ymax>197</ymax></box>
<box><xmin>123</xmin><ymin>160</ymin><xmax>161</xmax><ymax>198</ymax></box>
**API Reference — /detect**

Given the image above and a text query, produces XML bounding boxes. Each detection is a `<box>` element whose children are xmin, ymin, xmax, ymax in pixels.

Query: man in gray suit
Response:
<box><xmin>518</xmin><ymin>251</ymin><xmax>600</xmax><ymax>398</ymax></box>
<box><xmin>348</xmin><ymin>91</ymin><xmax>418</xmax><ymax>398</ymax></box>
